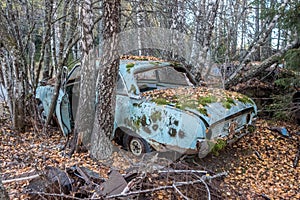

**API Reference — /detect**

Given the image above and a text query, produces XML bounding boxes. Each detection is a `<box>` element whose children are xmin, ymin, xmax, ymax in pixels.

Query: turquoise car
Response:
<box><xmin>36</xmin><ymin>60</ymin><xmax>257</xmax><ymax>157</ymax></box>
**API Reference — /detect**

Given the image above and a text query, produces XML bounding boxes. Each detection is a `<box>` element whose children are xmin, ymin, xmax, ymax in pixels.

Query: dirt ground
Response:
<box><xmin>1</xmin><ymin>111</ymin><xmax>299</xmax><ymax>199</ymax></box>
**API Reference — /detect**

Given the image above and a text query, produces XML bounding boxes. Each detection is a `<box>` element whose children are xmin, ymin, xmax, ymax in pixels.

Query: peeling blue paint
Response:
<box><xmin>36</xmin><ymin>60</ymin><xmax>257</xmax><ymax>157</ymax></box>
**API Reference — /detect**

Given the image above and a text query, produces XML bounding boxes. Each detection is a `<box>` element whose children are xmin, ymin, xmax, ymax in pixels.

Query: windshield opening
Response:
<box><xmin>134</xmin><ymin>66</ymin><xmax>193</xmax><ymax>93</ymax></box>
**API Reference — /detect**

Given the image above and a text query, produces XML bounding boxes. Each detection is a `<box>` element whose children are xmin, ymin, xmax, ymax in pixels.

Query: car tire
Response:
<box><xmin>123</xmin><ymin>134</ymin><xmax>151</xmax><ymax>156</ymax></box>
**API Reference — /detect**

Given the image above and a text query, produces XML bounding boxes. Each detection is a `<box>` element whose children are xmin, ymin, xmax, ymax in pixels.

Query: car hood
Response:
<box><xmin>142</xmin><ymin>87</ymin><xmax>256</xmax><ymax>125</ymax></box>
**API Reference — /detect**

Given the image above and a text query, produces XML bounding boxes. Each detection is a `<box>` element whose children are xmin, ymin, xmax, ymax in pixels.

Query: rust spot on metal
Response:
<box><xmin>150</xmin><ymin>111</ymin><xmax>162</xmax><ymax>123</ymax></box>
<box><xmin>141</xmin><ymin>115</ymin><xmax>147</xmax><ymax>126</ymax></box>
<box><xmin>178</xmin><ymin>130</ymin><xmax>185</xmax><ymax>138</ymax></box>
<box><xmin>152</xmin><ymin>124</ymin><xmax>158</xmax><ymax>131</ymax></box>
<box><xmin>168</xmin><ymin>128</ymin><xmax>177</xmax><ymax>137</ymax></box>
<box><xmin>142</xmin><ymin>126</ymin><xmax>151</xmax><ymax>134</ymax></box>
<box><xmin>174</xmin><ymin>120</ymin><xmax>179</xmax><ymax>126</ymax></box>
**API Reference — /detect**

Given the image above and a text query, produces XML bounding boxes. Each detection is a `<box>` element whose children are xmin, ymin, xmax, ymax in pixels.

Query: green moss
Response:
<box><xmin>226</xmin><ymin>97</ymin><xmax>236</xmax><ymax>105</ymax></box>
<box><xmin>175</xmin><ymin>99</ymin><xmax>209</xmax><ymax>116</ymax></box>
<box><xmin>135</xmin><ymin>57</ymin><xmax>148</xmax><ymax>61</ymax></box>
<box><xmin>222</xmin><ymin>97</ymin><xmax>236</xmax><ymax>109</ymax></box>
<box><xmin>170</xmin><ymin>62</ymin><xmax>181</xmax><ymax>67</ymax></box>
<box><xmin>198</xmin><ymin>107</ymin><xmax>208</xmax><ymax>116</ymax></box>
<box><xmin>149</xmin><ymin>61</ymin><xmax>161</xmax><ymax>65</ymax></box>
<box><xmin>129</xmin><ymin>85</ymin><xmax>137</xmax><ymax>95</ymax></box>
<box><xmin>222</xmin><ymin>101</ymin><xmax>232</xmax><ymax>109</ymax></box>
<box><xmin>237</xmin><ymin>95</ymin><xmax>253</xmax><ymax>105</ymax></box>
<box><xmin>152</xmin><ymin>98</ymin><xmax>168</xmax><ymax>105</ymax></box>
<box><xmin>126</xmin><ymin>63</ymin><xmax>135</xmax><ymax>72</ymax></box>
<box><xmin>211</xmin><ymin>139</ymin><xmax>227</xmax><ymax>156</ymax></box>
<box><xmin>247</xmin><ymin>125</ymin><xmax>256</xmax><ymax>133</ymax></box>
<box><xmin>125</xmin><ymin>118</ymin><xmax>140</xmax><ymax>131</ymax></box>
<box><xmin>133</xmin><ymin>118</ymin><xmax>141</xmax><ymax>129</ymax></box>
<box><xmin>198</xmin><ymin>96</ymin><xmax>217</xmax><ymax>106</ymax></box>
<box><xmin>176</xmin><ymin>100</ymin><xmax>198</xmax><ymax>110</ymax></box>
<box><xmin>151</xmin><ymin>111</ymin><xmax>162</xmax><ymax>122</ymax></box>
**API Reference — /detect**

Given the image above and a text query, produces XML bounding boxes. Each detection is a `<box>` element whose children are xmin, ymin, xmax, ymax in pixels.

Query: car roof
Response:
<box><xmin>119</xmin><ymin>59</ymin><xmax>173</xmax><ymax>75</ymax></box>
<box><xmin>66</xmin><ymin>59</ymin><xmax>195</xmax><ymax>84</ymax></box>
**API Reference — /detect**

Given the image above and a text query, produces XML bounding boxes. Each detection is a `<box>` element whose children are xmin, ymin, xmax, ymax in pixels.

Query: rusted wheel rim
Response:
<box><xmin>129</xmin><ymin>138</ymin><xmax>143</xmax><ymax>156</ymax></box>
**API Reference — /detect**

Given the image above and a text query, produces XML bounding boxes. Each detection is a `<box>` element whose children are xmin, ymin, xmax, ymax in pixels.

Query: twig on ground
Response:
<box><xmin>172</xmin><ymin>183</ymin><xmax>189</xmax><ymax>200</ymax></box>
<box><xmin>25</xmin><ymin>191</ymin><xmax>83</xmax><ymax>200</ymax></box>
<box><xmin>293</xmin><ymin>142</ymin><xmax>300</xmax><ymax>168</ymax></box>
<box><xmin>158</xmin><ymin>169</ymin><xmax>207</xmax><ymax>174</ymax></box>
<box><xmin>2</xmin><ymin>174</ymin><xmax>40</xmax><ymax>184</ymax></box>
<box><xmin>75</xmin><ymin>165</ymin><xmax>91</xmax><ymax>185</ymax></box>
<box><xmin>106</xmin><ymin>171</ymin><xmax>227</xmax><ymax>199</ymax></box>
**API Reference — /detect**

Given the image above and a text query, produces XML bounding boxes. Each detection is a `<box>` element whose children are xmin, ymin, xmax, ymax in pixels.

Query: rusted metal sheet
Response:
<box><xmin>36</xmin><ymin>60</ymin><xmax>257</xmax><ymax>157</ymax></box>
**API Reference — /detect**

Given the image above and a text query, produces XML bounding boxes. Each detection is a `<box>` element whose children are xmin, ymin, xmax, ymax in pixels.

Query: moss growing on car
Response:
<box><xmin>151</xmin><ymin>111</ymin><xmax>162</xmax><ymax>122</ymax></box>
<box><xmin>135</xmin><ymin>57</ymin><xmax>149</xmax><ymax>61</ymax></box>
<box><xmin>211</xmin><ymin>139</ymin><xmax>227</xmax><ymax>156</ymax></box>
<box><xmin>170</xmin><ymin>61</ymin><xmax>181</xmax><ymax>67</ymax></box>
<box><xmin>125</xmin><ymin>118</ymin><xmax>140</xmax><ymax>131</ymax></box>
<box><xmin>126</xmin><ymin>63</ymin><xmax>135</xmax><ymax>72</ymax></box>
<box><xmin>222</xmin><ymin>97</ymin><xmax>236</xmax><ymax>109</ymax></box>
<box><xmin>174</xmin><ymin>99</ymin><xmax>209</xmax><ymax>116</ymax></box>
<box><xmin>129</xmin><ymin>85</ymin><xmax>137</xmax><ymax>95</ymax></box>
<box><xmin>198</xmin><ymin>107</ymin><xmax>208</xmax><ymax>116</ymax></box>
<box><xmin>149</xmin><ymin>61</ymin><xmax>161</xmax><ymax>65</ymax></box>
<box><xmin>222</xmin><ymin>101</ymin><xmax>232</xmax><ymax>109</ymax></box>
<box><xmin>175</xmin><ymin>100</ymin><xmax>198</xmax><ymax>110</ymax></box>
<box><xmin>152</xmin><ymin>98</ymin><xmax>168</xmax><ymax>105</ymax></box>
<box><xmin>133</xmin><ymin>118</ymin><xmax>141</xmax><ymax>129</ymax></box>
<box><xmin>237</xmin><ymin>95</ymin><xmax>254</xmax><ymax>105</ymax></box>
<box><xmin>198</xmin><ymin>96</ymin><xmax>217</xmax><ymax>106</ymax></box>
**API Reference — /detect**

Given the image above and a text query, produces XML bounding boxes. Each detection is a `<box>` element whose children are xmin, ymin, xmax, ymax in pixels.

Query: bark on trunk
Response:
<box><xmin>90</xmin><ymin>0</ymin><xmax>120</xmax><ymax>160</ymax></box>
<box><xmin>76</xmin><ymin>0</ymin><xmax>97</xmax><ymax>147</ymax></box>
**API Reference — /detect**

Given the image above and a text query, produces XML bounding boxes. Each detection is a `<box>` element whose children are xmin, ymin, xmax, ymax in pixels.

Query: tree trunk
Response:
<box><xmin>225</xmin><ymin>38</ymin><xmax>300</xmax><ymax>88</ymax></box>
<box><xmin>75</xmin><ymin>0</ymin><xmax>97</xmax><ymax>148</ymax></box>
<box><xmin>227</xmin><ymin>0</ymin><xmax>289</xmax><ymax>87</ymax></box>
<box><xmin>90</xmin><ymin>0</ymin><xmax>120</xmax><ymax>160</ymax></box>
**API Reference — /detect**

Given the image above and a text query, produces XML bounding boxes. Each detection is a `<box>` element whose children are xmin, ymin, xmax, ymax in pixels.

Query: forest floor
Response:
<box><xmin>1</xmin><ymin>105</ymin><xmax>300</xmax><ymax>199</ymax></box>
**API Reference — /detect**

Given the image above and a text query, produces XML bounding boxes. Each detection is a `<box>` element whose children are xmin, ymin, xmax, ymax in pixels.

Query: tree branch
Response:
<box><xmin>2</xmin><ymin>174</ymin><xmax>39</xmax><ymax>184</ymax></box>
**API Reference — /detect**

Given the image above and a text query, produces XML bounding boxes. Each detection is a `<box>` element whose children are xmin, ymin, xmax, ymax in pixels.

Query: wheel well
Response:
<box><xmin>114</xmin><ymin>127</ymin><xmax>140</xmax><ymax>138</ymax></box>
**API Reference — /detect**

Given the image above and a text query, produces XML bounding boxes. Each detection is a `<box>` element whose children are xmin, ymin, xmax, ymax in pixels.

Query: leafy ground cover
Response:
<box><xmin>1</xmin><ymin>114</ymin><xmax>299</xmax><ymax>199</ymax></box>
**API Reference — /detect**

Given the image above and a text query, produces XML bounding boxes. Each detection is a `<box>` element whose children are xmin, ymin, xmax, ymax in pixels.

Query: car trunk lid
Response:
<box><xmin>142</xmin><ymin>87</ymin><xmax>256</xmax><ymax>125</ymax></box>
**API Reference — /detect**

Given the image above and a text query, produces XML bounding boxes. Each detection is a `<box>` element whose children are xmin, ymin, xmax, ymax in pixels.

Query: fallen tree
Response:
<box><xmin>225</xmin><ymin>38</ymin><xmax>300</xmax><ymax>89</ymax></box>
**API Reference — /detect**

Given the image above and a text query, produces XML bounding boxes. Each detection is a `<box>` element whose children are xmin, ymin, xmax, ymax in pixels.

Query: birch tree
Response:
<box><xmin>90</xmin><ymin>0</ymin><xmax>121</xmax><ymax>160</ymax></box>
<box><xmin>75</xmin><ymin>0</ymin><xmax>97</xmax><ymax>149</ymax></box>
<box><xmin>44</xmin><ymin>0</ymin><xmax>80</xmax><ymax>129</ymax></box>
<box><xmin>0</xmin><ymin>0</ymin><xmax>37</xmax><ymax>131</ymax></box>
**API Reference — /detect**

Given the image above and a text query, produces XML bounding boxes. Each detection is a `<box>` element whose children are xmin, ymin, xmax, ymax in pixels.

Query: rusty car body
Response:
<box><xmin>36</xmin><ymin>59</ymin><xmax>257</xmax><ymax>157</ymax></box>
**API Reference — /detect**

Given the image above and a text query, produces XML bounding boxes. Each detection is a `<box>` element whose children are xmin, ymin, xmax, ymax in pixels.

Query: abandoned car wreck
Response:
<box><xmin>36</xmin><ymin>59</ymin><xmax>257</xmax><ymax>158</ymax></box>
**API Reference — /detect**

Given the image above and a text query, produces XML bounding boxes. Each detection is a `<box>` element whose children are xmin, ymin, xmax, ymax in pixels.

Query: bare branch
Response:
<box><xmin>172</xmin><ymin>183</ymin><xmax>189</xmax><ymax>200</ymax></box>
<box><xmin>2</xmin><ymin>174</ymin><xmax>39</xmax><ymax>184</ymax></box>
<box><xmin>158</xmin><ymin>169</ymin><xmax>208</xmax><ymax>174</ymax></box>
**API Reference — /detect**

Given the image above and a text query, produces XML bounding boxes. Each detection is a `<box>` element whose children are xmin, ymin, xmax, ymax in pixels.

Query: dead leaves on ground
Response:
<box><xmin>1</xmin><ymin>119</ymin><xmax>300</xmax><ymax>199</ymax></box>
<box><xmin>0</xmin><ymin>125</ymin><xmax>109</xmax><ymax>199</ymax></box>
<box><xmin>219</xmin><ymin>120</ymin><xmax>300</xmax><ymax>199</ymax></box>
